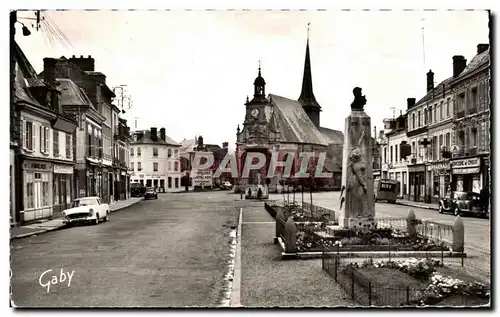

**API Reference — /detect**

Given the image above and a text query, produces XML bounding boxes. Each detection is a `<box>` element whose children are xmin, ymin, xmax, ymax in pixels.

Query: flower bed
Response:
<box><xmin>296</xmin><ymin>226</ymin><xmax>450</xmax><ymax>253</ymax></box>
<box><xmin>341</xmin><ymin>258</ymin><xmax>490</xmax><ymax>306</ymax></box>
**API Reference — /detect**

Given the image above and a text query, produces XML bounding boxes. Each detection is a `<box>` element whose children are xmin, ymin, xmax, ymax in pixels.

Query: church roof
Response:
<box><xmin>269</xmin><ymin>94</ymin><xmax>329</xmax><ymax>146</ymax></box>
<box><xmin>318</xmin><ymin>127</ymin><xmax>344</xmax><ymax>145</ymax></box>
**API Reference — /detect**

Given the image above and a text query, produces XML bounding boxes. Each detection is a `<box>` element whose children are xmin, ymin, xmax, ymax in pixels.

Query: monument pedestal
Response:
<box><xmin>338</xmin><ymin>88</ymin><xmax>375</xmax><ymax>231</ymax></box>
<box><xmin>338</xmin><ymin>216</ymin><xmax>377</xmax><ymax>232</ymax></box>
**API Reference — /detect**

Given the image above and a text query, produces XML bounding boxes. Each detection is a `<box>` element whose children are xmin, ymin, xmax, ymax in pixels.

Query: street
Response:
<box><xmin>10</xmin><ymin>192</ymin><xmax>238</xmax><ymax>307</ymax></box>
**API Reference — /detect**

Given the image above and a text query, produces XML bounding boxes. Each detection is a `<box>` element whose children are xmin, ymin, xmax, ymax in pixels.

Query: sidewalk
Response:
<box><xmin>10</xmin><ymin>197</ymin><xmax>143</xmax><ymax>241</ymax></box>
<box><xmin>395</xmin><ymin>198</ymin><xmax>439</xmax><ymax>211</ymax></box>
<box><xmin>238</xmin><ymin>205</ymin><xmax>352</xmax><ymax>307</ymax></box>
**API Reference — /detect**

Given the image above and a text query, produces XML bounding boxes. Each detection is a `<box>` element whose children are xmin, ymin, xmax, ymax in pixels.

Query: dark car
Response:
<box><xmin>131</xmin><ymin>182</ymin><xmax>146</xmax><ymax>197</ymax></box>
<box><xmin>144</xmin><ymin>187</ymin><xmax>158</xmax><ymax>200</ymax></box>
<box><xmin>438</xmin><ymin>191</ymin><xmax>488</xmax><ymax>218</ymax></box>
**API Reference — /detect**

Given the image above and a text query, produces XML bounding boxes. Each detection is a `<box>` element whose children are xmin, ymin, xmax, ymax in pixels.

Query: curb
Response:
<box><xmin>230</xmin><ymin>207</ymin><xmax>243</xmax><ymax>308</ymax></box>
<box><xmin>10</xmin><ymin>199</ymin><xmax>143</xmax><ymax>241</ymax></box>
<box><xmin>395</xmin><ymin>201</ymin><xmax>439</xmax><ymax>211</ymax></box>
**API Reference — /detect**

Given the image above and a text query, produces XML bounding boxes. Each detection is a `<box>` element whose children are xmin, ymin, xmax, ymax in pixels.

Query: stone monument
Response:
<box><xmin>338</xmin><ymin>87</ymin><xmax>376</xmax><ymax>231</ymax></box>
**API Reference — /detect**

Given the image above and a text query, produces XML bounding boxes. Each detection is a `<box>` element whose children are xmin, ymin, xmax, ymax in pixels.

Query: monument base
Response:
<box><xmin>339</xmin><ymin>216</ymin><xmax>377</xmax><ymax>232</ymax></box>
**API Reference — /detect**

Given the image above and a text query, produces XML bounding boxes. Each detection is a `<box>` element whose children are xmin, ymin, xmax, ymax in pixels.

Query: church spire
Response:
<box><xmin>298</xmin><ymin>23</ymin><xmax>320</xmax><ymax>110</ymax></box>
<box><xmin>298</xmin><ymin>23</ymin><xmax>321</xmax><ymax>128</ymax></box>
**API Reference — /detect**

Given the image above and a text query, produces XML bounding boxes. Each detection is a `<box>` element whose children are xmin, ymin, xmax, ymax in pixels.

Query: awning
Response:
<box><xmin>453</xmin><ymin>167</ymin><xmax>480</xmax><ymax>175</ymax></box>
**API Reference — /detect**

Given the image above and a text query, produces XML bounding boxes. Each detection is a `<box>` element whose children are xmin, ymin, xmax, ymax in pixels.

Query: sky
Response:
<box><xmin>14</xmin><ymin>10</ymin><xmax>489</xmax><ymax>152</ymax></box>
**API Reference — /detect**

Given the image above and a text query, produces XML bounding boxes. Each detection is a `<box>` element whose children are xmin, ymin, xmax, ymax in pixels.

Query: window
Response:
<box><xmin>39</xmin><ymin>126</ymin><xmax>49</xmax><ymax>153</ymax></box>
<box><xmin>153</xmin><ymin>148</ymin><xmax>158</xmax><ymax>157</ymax></box>
<box><xmin>66</xmin><ymin>133</ymin><xmax>72</xmax><ymax>159</ymax></box>
<box><xmin>424</xmin><ymin>109</ymin><xmax>428</xmax><ymax>125</ymax></box>
<box><xmin>471</xmin><ymin>128</ymin><xmax>477</xmax><ymax>147</ymax></box>
<box><xmin>428</xmin><ymin>107</ymin><xmax>432</xmax><ymax>124</ymax></box>
<box><xmin>458</xmin><ymin>93</ymin><xmax>465</xmax><ymax>112</ymax></box>
<box><xmin>153</xmin><ymin>162</ymin><xmax>158</xmax><ymax>172</ymax></box>
<box><xmin>168</xmin><ymin>149</ymin><xmax>172</xmax><ymax>158</ymax></box>
<box><xmin>470</xmin><ymin>88</ymin><xmax>478</xmax><ymax>114</ymax></box>
<box><xmin>440</xmin><ymin>101</ymin><xmax>444</xmax><ymax>120</ymax></box>
<box><xmin>138</xmin><ymin>162</ymin><xmax>142</xmax><ymax>171</ymax></box>
<box><xmin>88</xmin><ymin>125</ymin><xmax>93</xmax><ymax>157</ymax></box>
<box><xmin>417</xmin><ymin>110</ymin><xmax>421</xmax><ymax>127</ymax></box>
<box><xmin>168</xmin><ymin>161</ymin><xmax>172</xmax><ymax>171</ymax></box>
<box><xmin>174</xmin><ymin>149</ymin><xmax>179</xmax><ymax>158</ymax></box>
<box><xmin>137</xmin><ymin>147</ymin><xmax>141</xmax><ymax>156</ymax></box>
<box><xmin>53</xmin><ymin>130</ymin><xmax>59</xmax><ymax>157</ymax></box>
<box><xmin>434</xmin><ymin>104</ymin><xmax>437</xmax><ymax>122</ymax></box>
<box><xmin>131</xmin><ymin>148</ymin><xmax>134</xmax><ymax>156</ymax></box>
<box><xmin>395</xmin><ymin>145</ymin><xmax>398</xmax><ymax>163</ymax></box>
<box><xmin>174</xmin><ymin>161</ymin><xmax>179</xmax><ymax>171</ymax></box>
<box><xmin>42</xmin><ymin>181</ymin><xmax>49</xmax><ymax>207</ymax></box>
<box><xmin>26</xmin><ymin>182</ymin><xmax>34</xmax><ymax>209</ymax></box>
<box><xmin>412</xmin><ymin>113</ymin><xmax>416</xmax><ymax>130</ymax></box>
<box><xmin>97</xmin><ymin>130</ymin><xmax>102</xmax><ymax>158</ymax></box>
<box><xmin>175</xmin><ymin>178</ymin><xmax>179</xmax><ymax>188</ymax></box>
<box><xmin>131</xmin><ymin>162</ymin><xmax>135</xmax><ymax>171</ymax></box>
<box><xmin>411</xmin><ymin>141</ymin><xmax>416</xmax><ymax>156</ymax></box>
<box><xmin>390</xmin><ymin>146</ymin><xmax>393</xmax><ymax>163</ymax></box>
<box><xmin>24</xmin><ymin>121</ymin><xmax>35</xmax><ymax>151</ymax></box>
<box><xmin>168</xmin><ymin>177</ymin><xmax>172</xmax><ymax>188</ymax></box>
<box><xmin>446</xmin><ymin>99</ymin><xmax>451</xmax><ymax>117</ymax></box>
<box><xmin>383</xmin><ymin>147</ymin><xmax>387</xmax><ymax>163</ymax></box>
<box><xmin>446</xmin><ymin>133</ymin><xmax>451</xmax><ymax>147</ymax></box>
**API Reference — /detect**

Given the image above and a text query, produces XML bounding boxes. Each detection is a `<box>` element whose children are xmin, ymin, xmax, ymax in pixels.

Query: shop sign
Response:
<box><xmin>451</xmin><ymin>157</ymin><xmax>480</xmax><ymax>169</ymax></box>
<box><xmin>53</xmin><ymin>164</ymin><xmax>73</xmax><ymax>174</ymax></box>
<box><xmin>23</xmin><ymin>160</ymin><xmax>53</xmax><ymax>171</ymax></box>
<box><xmin>429</xmin><ymin>162</ymin><xmax>451</xmax><ymax>171</ymax></box>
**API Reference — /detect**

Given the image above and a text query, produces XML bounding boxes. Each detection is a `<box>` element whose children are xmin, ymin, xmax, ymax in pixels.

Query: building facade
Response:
<box><xmin>12</xmin><ymin>43</ymin><xmax>77</xmax><ymax>224</ymax></box>
<box><xmin>384</xmin><ymin>114</ymin><xmax>409</xmax><ymax>199</ymax></box>
<box><xmin>130</xmin><ymin>127</ymin><xmax>182</xmax><ymax>192</ymax></box>
<box><xmin>450</xmin><ymin>44</ymin><xmax>490</xmax><ymax>194</ymax></box>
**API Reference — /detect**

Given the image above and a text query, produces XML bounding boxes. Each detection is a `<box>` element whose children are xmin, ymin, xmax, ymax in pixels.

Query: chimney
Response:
<box><xmin>453</xmin><ymin>55</ymin><xmax>467</xmax><ymax>78</ymax></box>
<box><xmin>477</xmin><ymin>44</ymin><xmax>489</xmax><ymax>55</ymax></box>
<box><xmin>426</xmin><ymin>70</ymin><xmax>434</xmax><ymax>92</ymax></box>
<box><xmin>222</xmin><ymin>142</ymin><xmax>228</xmax><ymax>148</ymax></box>
<box><xmin>150</xmin><ymin>127</ymin><xmax>157</xmax><ymax>141</ymax></box>
<box><xmin>68</xmin><ymin>55</ymin><xmax>95</xmax><ymax>71</ymax></box>
<box><xmin>159</xmin><ymin>128</ymin><xmax>166</xmax><ymax>141</ymax></box>
<box><xmin>43</xmin><ymin>58</ymin><xmax>57</xmax><ymax>86</ymax></box>
<box><xmin>407</xmin><ymin>98</ymin><xmax>416</xmax><ymax>109</ymax></box>
<box><xmin>198</xmin><ymin>136</ymin><xmax>204</xmax><ymax>147</ymax></box>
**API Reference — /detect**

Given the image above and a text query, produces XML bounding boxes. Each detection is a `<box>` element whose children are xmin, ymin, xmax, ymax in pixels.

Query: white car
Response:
<box><xmin>62</xmin><ymin>196</ymin><xmax>110</xmax><ymax>226</ymax></box>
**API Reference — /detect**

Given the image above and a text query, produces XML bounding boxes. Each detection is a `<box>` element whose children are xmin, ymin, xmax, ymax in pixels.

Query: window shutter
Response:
<box><xmin>21</xmin><ymin>119</ymin><xmax>25</xmax><ymax>149</ymax></box>
<box><xmin>32</xmin><ymin>123</ymin><xmax>37</xmax><ymax>151</ymax></box>
<box><xmin>45</xmin><ymin>127</ymin><xmax>50</xmax><ymax>153</ymax></box>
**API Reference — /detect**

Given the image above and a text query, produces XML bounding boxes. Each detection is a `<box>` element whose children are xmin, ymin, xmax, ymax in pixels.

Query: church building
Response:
<box><xmin>235</xmin><ymin>35</ymin><xmax>344</xmax><ymax>194</ymax></box>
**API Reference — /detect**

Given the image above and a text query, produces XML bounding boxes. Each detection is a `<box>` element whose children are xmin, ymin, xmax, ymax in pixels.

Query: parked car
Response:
<box><xmin>220</xmin><ymin>181</ymin><xmax>233</xmax><ymax>190</ymax></box>
<box><xmin>144</xmin><ymin>187</ymin><xmax>158</xmax><ymax>200</ymax></box>
<box><xmin>62</xmin><ymin>196</ymin><xmax>109</xmax><ymax>226</ymax></box>
<box><xmin>438</xmin><ymin>191</ymin><xmax>488</xmax><ymax>218</ymax></box>
<box><xmin>131</xmin><ymin>182</ymin><xmax>146</xmax><ymax>197</ymax></box>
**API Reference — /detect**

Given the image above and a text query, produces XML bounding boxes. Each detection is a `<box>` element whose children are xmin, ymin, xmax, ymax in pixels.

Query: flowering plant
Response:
<box><xmin>351</xmin><ymin>258</ymin><xmax>443</xmax><ymax>280</ymax></box>
<box><xmin>409</xmin><ymin>273</ymin><xmax>490</xmax><ymax>306</ymax></box>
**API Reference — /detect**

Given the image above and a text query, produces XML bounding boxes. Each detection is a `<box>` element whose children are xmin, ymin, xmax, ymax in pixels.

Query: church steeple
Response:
<box><xmin>298</xmin><ymin>23</ymin><xmax>321</xmax><ymax>128</ymax></box>
<box><xmin>251</xmin><ymin>60</ymin><xmax>267</xmax><ymax>103</ymax></box>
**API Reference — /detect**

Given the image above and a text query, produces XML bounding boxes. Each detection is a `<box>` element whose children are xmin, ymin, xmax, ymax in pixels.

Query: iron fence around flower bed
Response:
<box><xmin>301</xmin><ymin>202</ymin><xmax>337</xmax><ymax>223</ymax></box>
<box><xmin>416</xmin><ymin>220</ymin><xmax>454</xmax><ymax>246</ymax></box>
<box><xmin>321</xmin><ymin>249</ymin><xmax>470</xmax><ymax>307</ymax></box>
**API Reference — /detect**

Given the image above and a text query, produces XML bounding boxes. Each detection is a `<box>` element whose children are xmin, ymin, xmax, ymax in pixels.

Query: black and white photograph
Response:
<box><xmin>6</xmin><ymin>3</ymin><xmax>493</xmax><ymax>309</ymax></box>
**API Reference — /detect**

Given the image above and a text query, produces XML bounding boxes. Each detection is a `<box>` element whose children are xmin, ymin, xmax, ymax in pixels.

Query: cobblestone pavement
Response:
<box><xmin>10</xmin><ymin>192</ymin><xmax>238</xmax><ymax>307</ymax></box>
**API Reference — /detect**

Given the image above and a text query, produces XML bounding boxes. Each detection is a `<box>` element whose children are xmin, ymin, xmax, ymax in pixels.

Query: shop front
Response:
<box><xmin>408</xmin><ymin>164</ymin><xmax>426</xmax><ymax>202</ymax></box>
<box><xmin>451</xmin><ymin>156</ymin><xmax>482</xmax><ymax>193</ymax></box>
<box><xmin>10</xmin><ymin>149</ymin><xmax>16</xmax><ymax>225</ymax></box>
<box><xmin>21</xmin><ymin>159</ymin><xmax>53</xmax><ymax>223</ymax></box>
<box><xmin>53</xmin><ymin>163</ymin><xmax>74</xmax><ymax>215</ymax></box>
<box><xmin>429</xmin><ymin>161</ymin><xmax>451</xmax><ymax>202</ymax></box>
<box><xmin>86</xmin><ymin>160</ymin><xmax>102</xmax><ymax>198</ymax></box>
